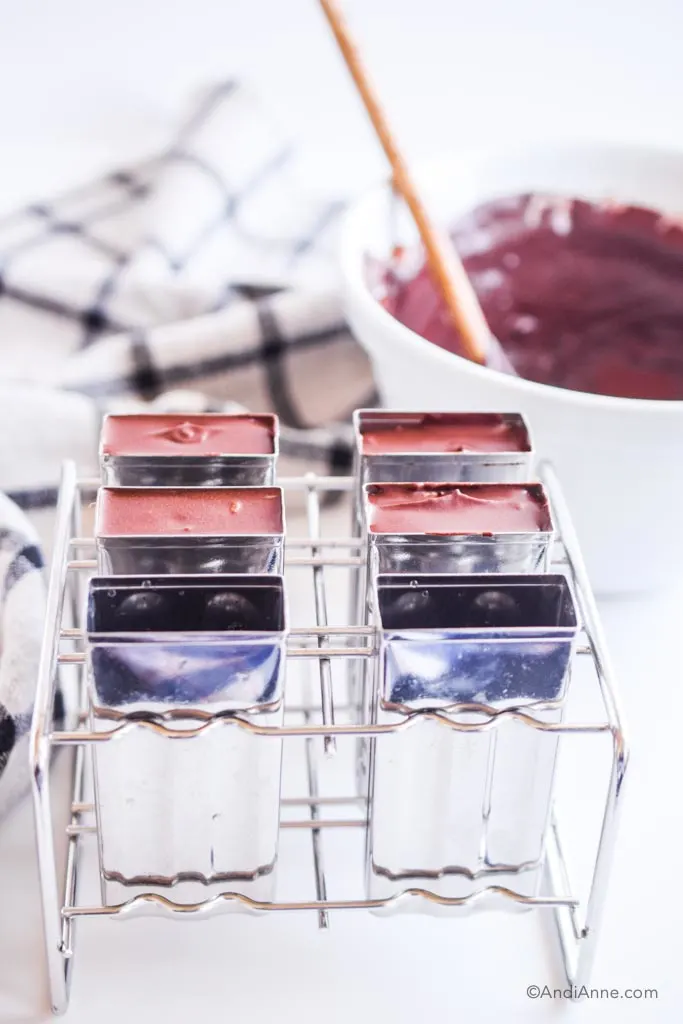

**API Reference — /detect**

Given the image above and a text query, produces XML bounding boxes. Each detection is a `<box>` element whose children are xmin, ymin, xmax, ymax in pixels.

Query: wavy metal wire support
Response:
<box><xmin>30</xmin><ymin>462</ymin><xmax>629</xmax><ymax>1015</ymax></box>
<box><xmin>61</xmin><ymin>885</ymin><xmax>579</xmax><ymax>921</ymax></box>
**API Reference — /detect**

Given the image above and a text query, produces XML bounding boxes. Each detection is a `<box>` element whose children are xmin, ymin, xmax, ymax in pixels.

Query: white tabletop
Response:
<box><xmin>1</xmin><ymin>1</ymin><xmax>682</xmax><ymax>1020</ymax></box>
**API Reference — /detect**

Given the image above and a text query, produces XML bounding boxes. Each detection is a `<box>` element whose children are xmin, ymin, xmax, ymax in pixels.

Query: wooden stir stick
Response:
<box><xmin>319</xmin><ymin>0</ymin><xmax>512</xmax><ymax>371</ymax></box>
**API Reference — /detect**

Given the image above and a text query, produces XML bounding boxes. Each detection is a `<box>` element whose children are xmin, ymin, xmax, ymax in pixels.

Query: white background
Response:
<box><xmin>0</xmin><ymin>1</ymin><xmax>682</xmax><ymax>1022</ymax></box>
<box><xmin>1</xmin><ymin>0</ymin><xmax>683</xmax><ymax>208</ymax></box>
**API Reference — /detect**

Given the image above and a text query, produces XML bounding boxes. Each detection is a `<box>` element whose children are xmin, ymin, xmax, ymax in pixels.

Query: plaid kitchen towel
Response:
<box><xmin>0</xmin><ymin>493</ymin><xmax>49</xmax><ymax>818</ymax></box>
<box><xmin>0</xmin><ymin>80</ymin><xmax>376</xmax><ymax>815</ymax></box>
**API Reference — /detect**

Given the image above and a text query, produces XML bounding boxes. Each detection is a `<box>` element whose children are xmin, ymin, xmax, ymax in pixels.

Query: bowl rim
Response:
<box><xmin>339</xmin><ymin>139</ymin><xmax>683</xmax><ymax>415</ymax></box>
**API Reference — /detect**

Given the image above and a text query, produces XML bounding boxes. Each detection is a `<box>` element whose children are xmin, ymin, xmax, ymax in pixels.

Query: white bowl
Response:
<box><xmin>340</xmin><ymin>142</ymin><xmax>683</xmax><ymax>594</ymax></box>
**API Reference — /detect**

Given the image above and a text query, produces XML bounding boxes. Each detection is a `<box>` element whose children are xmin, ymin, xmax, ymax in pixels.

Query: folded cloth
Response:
<box><xmin>0</xmin><ymin>80</ymin><xmax>377</xmax><ymax>815</ymax></box>
<box><xmin>0</xmin><ymin>80</ymin><xmax>375</xmax><ymax>520</ymax></box>
<box><xmin>0</xmin><ymin>493</ymin><xmax>49</xmax><ymax>818</ymax></box>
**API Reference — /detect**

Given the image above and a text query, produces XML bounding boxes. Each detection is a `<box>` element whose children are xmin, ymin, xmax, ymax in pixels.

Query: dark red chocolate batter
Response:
<box><xmin>101</xmin><ymin>414</ymin><xmax>275</xmax><ymax>457</ymax></box>
<box><xmin>97</xmin><ymin>487</ymin><xmax>283</xmax><ymax>536</ymax></box>
<box><xmin>366</xmin><ymin>483</ymin><xmax>551</xmax><ymax>535</ymax></box>
<box><xmin>382</xmin><ymin>194</ymin><xmax>683</xmax><ymax>400</ymax></box>
<box><xmin>360</xmin><ymin>413</ymin><xmax>529</xmax><ymax>454</ymax></box>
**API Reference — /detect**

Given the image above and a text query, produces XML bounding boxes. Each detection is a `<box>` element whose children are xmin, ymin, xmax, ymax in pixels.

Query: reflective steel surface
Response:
<box><xmin>367</xmin><ymin>575</ymin><xmax>578</xmax><ymax>903</ymax></box>
<box><xmin>87</xmin><ymin>575</ymin><xmax>287</xmax><ymax>905</ymax></box>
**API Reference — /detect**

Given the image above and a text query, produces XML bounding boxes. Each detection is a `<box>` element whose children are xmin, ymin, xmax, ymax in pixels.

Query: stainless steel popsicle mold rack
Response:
<box><xmin>30</xmin><ymin>457</ymin><xmax>629</xmax><ymax>1015</ymax></box>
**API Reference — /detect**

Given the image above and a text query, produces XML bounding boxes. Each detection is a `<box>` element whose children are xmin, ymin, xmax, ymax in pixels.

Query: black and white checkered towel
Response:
<box><xmin>0</xmin><ymin>494</ymin><xmax>48</xmax><ymax>817</ymax></box>
<box><xmin>0</xmin><ymin>81</ymin><xmax>376</xmax><ymax>816</ymax></box>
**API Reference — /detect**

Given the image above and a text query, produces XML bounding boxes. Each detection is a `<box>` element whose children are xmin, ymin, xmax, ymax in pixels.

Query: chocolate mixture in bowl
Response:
<box><xmin>382</xmin><ymin>193</ymin><xmax>683</xmax><ymax>400</ymax></box>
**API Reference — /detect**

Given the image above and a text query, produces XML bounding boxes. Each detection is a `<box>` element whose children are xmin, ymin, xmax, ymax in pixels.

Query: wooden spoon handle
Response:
<box><xmin>319</xmin><ymin>0</ymin><xmax>489</xmax><ymax>365</ymax></box>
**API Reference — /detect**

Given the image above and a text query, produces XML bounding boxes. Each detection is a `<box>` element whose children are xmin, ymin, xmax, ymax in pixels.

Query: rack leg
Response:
<box><xmin>542</xmin><ymin>462</ymin><xmax>629</xmax><ymax>994</ymax></box>
<box><xmin>305</xmin><ymin>476</ymin><xmax>336</xmax><ymax>756</ymax></box>
<box><xmin>304</xmin><ymin>733</ymin><xmax>330</xmax><ymax>930</ymax></box>
<box><xmin>552</xmin><ymin>729</ymin><xmax>628</xmax><ymax>991</ymax></box>
<box><xmin>302</xmin><ymin>664</ymin><xmax>330</xmax><ymax>929</ymax></box>
<box><xmin>58</xmin><ymin>488</ymin><xmax>89</xmax><ymax>974</ymax></box>
<box><xmin>60</xmin><ymin>743</ymin><xmax>87</xmax><ymax>960</ymax></box>
<box><xmin>29</xmin><ymin>462</ymin><xmax>79</xmax><ymax>1015</ymax></box>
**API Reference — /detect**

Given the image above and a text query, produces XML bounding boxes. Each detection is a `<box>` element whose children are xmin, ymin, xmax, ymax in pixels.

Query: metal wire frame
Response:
<box><xmin>30</xmin><ymin>462</ymin><xmax>629</xmax><ymax>1015</ymax></box>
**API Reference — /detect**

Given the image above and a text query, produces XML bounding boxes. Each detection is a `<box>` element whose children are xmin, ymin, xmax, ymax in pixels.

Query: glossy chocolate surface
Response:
<box><xmin>382</xmin><ymin>193</ymin><xmax>683</xmax><ymax>400</ymax></box>
<box><xmin>101</xmin><ymin>414</ymin><xmax>275</xmax><ymax>457</ymax></box>
<box><xmin>366</xmin><ymin>483</ymin><xmax>551</xmax><ymax>535</ymax></box>
<box><xmin>360</xmin><ymin>413</ymin><xmax>530</xmax><ymax>454</ymax></box>
<box><xmin>96</xmin><ymin>487</ymin><xmax>283</xmax><ymax>537</ymax></box>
